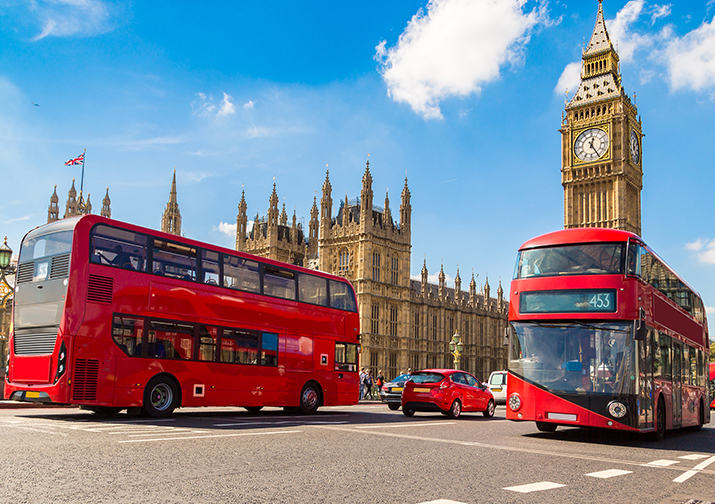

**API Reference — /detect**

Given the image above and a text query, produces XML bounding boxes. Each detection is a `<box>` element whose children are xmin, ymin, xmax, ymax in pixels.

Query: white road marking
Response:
<box><xmin>586</xmin><ymin>469</ymin><xmax>633</xmax><ymax>479</ymax></box>
<box><xmin>418</xmin><ymin>500</ymin><xmax>467</xmax><ymax>504</ymax></box>
<box><xmin>117</xmin><ymin>429</ymin><xmax>302</xmax><ymax>443</ymax></box>
<box><xmin>3</xmin><ymin>425</ymin><xmax>68</xmax><ymax>436</ymax></box>
<box><xmin>355</xmin><ymin>421</ymin><xmax>456</xmax><ymax>429</ymax></box>
<box><xmin>646</xmin><ymin>460</ymin><xmax>679</xmax><ymax>467</ymax></box>
<box><xmin>503</xmin><ymin>481</ymin><xmax>566</xmax><ymax>493</ymax></box>
<box><xmin>673</xmin><ymin>456</ymin><xmax>715</xmax><ymax>483</ymax></box>
<box><xmin>679</xmin><ymin>454</ymin><xmax>710</xmax><ymax>460</ymax></box>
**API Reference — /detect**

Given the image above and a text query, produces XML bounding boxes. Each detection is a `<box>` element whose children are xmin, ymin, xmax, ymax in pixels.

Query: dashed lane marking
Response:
<box><xmin>646</xmin><ymin>459</ymin><xmax>680</xmax><ymax>467</ymax></box>
<box><xmin>586</xmin><ymin>469</ymin><xmax>633</xmax><ymax>479</ymax></box>
<box><xmin>679</xmin><ymin>454</ymin><xmax>710</xmax><ymax>461</ymax></box>
<box><xmin>117</xmin><ymin>429</ymin><xmax>302</xmax><ymax>443</ymax></box>
<box><xmin>355</xmin><ymin>421</ymin><xmax>456</xmax><ymax>429</ymax></box>
<box><xmin>503</xmin><ymin>481</ymin><xmax>566</xmax><ymax>493</ymax></box>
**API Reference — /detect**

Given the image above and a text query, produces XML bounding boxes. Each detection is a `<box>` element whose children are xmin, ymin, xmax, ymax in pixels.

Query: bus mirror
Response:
<box><xmin>503</xmin><ymin>326</ymin><xmax>510</xmax><ymax>346</ymax></box>
<box><xmin>634</xmin><ymin>308</ymin><xmax>647</xmax><ymax>341</ymax></box>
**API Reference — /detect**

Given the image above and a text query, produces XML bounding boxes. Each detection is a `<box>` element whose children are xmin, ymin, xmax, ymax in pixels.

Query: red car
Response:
<box><xmin>401</xmin><ymin>369</ymin><xmax>496</xmax><ymax>419</ymax></box>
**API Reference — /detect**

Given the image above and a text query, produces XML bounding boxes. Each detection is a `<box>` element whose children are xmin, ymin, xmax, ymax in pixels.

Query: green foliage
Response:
<box><xmin>711</xmin><ymin>340</ymin><xmax>715</xmax><ymax>362</ymax></box>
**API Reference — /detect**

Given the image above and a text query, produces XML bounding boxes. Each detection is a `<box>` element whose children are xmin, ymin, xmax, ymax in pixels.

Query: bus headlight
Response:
<box><xmin>509</xmin><ymin>393</ymin><xmax>522</xmax><ymax>412</ymax></box>
<box><xmin>607</xmin><ymin>401</ymin><xmax>627</xmax><ymax>419</ymax></box>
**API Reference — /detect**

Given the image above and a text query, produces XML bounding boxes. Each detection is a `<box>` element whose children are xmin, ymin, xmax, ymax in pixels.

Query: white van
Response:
<box><xmin>487</xmin><ymin>371</ymin><xmax>508</xmax><ymax>405</ymax></box>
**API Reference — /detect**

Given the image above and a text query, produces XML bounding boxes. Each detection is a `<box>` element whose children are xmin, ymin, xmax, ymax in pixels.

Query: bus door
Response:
<box><xmin>672</xmin><ymin>341</ymin><xmax>682</xmax><ymax>426</ymax></box>
<box><xmin>638</xmin><ymin>333</ymin><xmax>654</xmax><ymax>429</ymax></box>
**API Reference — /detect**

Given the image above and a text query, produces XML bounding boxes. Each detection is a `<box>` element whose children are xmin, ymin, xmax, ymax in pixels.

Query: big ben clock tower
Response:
<box><xmin>561</xmin><ymin>0</ymin><xmax>643</xmax><ymax>236</ymax></box>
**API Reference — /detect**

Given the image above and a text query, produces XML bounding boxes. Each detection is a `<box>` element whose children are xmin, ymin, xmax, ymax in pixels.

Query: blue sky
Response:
<box><xmin>1</xmin><ymin>0</ymin><xmax>715</xmax><ymax>336</ymax></box>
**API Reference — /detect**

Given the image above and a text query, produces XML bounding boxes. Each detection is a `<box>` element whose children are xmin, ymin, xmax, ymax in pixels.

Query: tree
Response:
<box><xmin>711</xmin><ymin>340</ymin><xmax>715</xmax><ymax>363</ymax></box>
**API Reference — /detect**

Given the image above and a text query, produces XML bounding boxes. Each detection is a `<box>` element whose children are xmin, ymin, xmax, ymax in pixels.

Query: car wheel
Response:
<box><xmin>403</xmin><ymin>408</ymin><xmax>415</xmax><ymax>417</ymax></box>
<box><xmin>143</xmin><ymin>375</ymin><xmax>179</xmax><ymax>418</ymax></box>
<box><xmin>388</xmin><ymin>403</ymin><xmax>400</xmax><ymax>411</ymax></box>
<box><xmin>483</xmin><ymin>399</ymin><xmax>495</xmax><ymax>418</ymax></box>
<box><xmin>535</xmin><ymin>421</ymin><xmax>557</xmax><ymax>432</ymax></box>
<box><xmin>447</xmin><ymin>399</ymin><xmax>462</xmax><ymax>419</ymax></box>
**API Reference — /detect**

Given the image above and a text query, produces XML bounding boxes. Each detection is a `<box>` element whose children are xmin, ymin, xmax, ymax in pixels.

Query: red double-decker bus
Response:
<box><xmin>506</xmin><ymin>228</ymin><xmax>710</xmax><ymax>441</ymax></box>
<box><xmin>5</xmin><ymin>215</ymin><xmax>360</xmax><ymax>417</ymax></box>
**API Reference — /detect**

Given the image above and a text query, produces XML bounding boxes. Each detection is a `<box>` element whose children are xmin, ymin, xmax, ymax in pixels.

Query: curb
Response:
<box><xmin>0</xmin><ymin>400</ymin><xmax>77</xmax><ymax>410</ymax></box>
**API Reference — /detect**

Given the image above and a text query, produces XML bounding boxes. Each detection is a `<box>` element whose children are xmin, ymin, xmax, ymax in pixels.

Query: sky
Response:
<box><xmin>1</xmin><ymin>0</ymin><xmax>715</xmax><ymax>337</ymax></box>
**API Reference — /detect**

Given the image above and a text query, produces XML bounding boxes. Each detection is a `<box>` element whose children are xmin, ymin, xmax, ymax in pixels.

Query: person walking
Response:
<box><xmin>364</xmin><ymin>370</ymin><xmax>374</xmax><ymax>400</ymax></box>
<box><xmin>359</xmin><ymin>367</ymin><xmax>367</xmax><ymax>400</ymax></box>
<box><xmin>375</xmin><ymin>370</ymin><xmax>385</xmax><ymax>400</ymax></box>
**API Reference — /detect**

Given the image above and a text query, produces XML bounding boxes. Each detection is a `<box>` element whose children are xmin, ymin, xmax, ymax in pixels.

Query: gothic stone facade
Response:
<box><xmin>561</xmin><ymin>0</ymin><xmax>643</xmax><ymax>236</ymax></box>
<box><xmin>237</xmin><ymin>162</ymin><xmax>508</xmax><ymax>381</ymax></box>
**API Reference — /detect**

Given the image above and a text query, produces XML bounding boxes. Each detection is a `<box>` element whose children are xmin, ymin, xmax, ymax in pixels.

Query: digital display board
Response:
<box><xmin>520</xmin><ymin>289</ymin><xmax>617</xmax><ymax>314</ymax></box>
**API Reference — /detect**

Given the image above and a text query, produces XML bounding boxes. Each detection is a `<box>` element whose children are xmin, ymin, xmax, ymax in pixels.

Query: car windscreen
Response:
<box><xmin>409</xmin><ymin>372</ymin><xmax>445</xmax><ymax>384</ymax></box>
<box><xmin>390</xmin><ymin>374</ymin><xmax>410</xmax><ymax>383</ymax></box>
<box><xmin>489</xmin><ymin>373</ymin><xmax>506</xmax><ymax>386</ymax></box>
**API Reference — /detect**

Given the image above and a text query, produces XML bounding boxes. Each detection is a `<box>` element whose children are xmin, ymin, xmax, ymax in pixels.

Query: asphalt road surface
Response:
<box><xmin>1</xmin><ymin>403</ymin><xmax>714</xmax><ymax>504</ymax></box>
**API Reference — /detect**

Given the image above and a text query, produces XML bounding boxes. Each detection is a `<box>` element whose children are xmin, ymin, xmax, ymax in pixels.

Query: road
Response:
<box><xmin>0</xmin><ymin>403</ymin><xmax>713</xmax><ymax>504</ymax></box>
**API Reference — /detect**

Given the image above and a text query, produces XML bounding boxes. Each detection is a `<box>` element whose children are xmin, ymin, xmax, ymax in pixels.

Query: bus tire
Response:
<box><xmin>694</xmin><ymin>400</ymin><xmax>704</xmax><ymax>432</ymax></box>
<box><xmin>143</xmin><ymin>375</ymin><xmax>179</xmax><ymax>418</ymax></box>
<box><xmin>536</xmin><ymin>421</ymin><xmax>557</xmax><ymax>432</ymax></box>
<box><xmin>654</xmin><ymin>399</ymin><xmax>666</xmax><ymax>442</ymax></box>
<box><xmin>299</xmin><ymin>382</ymin><xmax>321</xmax><ymax>414</ymax></box>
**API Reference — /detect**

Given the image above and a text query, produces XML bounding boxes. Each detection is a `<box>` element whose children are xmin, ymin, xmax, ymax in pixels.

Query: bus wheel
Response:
<box><xmin>299</xmin><ymin>382</ymin><xmax>321</xmax><ymax>414</ymax></box>
<box><xmin>694</xmin><ymin>401</ymin><xmax>704</xmax><ymax>432</ymax></box>
<box><xmin>536</xmin><ymin>421</ymin><xmax>557</xmax><ymax>432</ymax></box>
<box><xmin>143</xmin><ymin>376</ymin><xmax>179</xmax><ymax>418</ymax></box>
<box><xmin>654</xmin><ymin>399</ymin><xmax>666</xmax><ymax>442</ymax></box>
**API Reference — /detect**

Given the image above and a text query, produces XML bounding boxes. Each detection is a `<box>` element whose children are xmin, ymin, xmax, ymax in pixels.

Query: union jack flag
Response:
<box><xmin>64</xmin><ymin>152</ymin><xmax>84</xmax><ymax>166</ymax></box>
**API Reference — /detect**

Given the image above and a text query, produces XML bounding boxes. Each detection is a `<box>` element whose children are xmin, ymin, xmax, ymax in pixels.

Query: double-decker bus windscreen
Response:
<box><xmin>514</xmin><ymin>243</ymin><xmax>624</xmax><ymax>278</ymax></box>
<box><xmin>509</xmin><ymin>321</ymin><xmax>635</xmax><ymax>395</ymax></box>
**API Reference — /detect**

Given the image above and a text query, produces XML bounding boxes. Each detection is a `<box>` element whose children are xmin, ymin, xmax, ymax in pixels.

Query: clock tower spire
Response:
<box><xmin>561</xmin><ymin>0</ymin><xmax>643</xmax><ymax>236</ymax></box>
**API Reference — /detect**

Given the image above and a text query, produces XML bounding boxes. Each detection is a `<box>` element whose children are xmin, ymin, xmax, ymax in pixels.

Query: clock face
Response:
<box><xmin>574</xmin><ymin>128</ymin><xmax>609</xmax><ymax>162</ymax></box>
<box><xmin>630</xmin><ymin>130</ymin><xmax>640</xmax><ymax>164</ymax></box>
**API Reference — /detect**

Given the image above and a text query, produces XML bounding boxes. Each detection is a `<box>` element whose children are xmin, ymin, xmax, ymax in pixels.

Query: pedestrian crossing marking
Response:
<box><xmin>646</xmin><ymin>459</ymin><xmax>679</xmax><ymax>467</ymax></box>
<box><xmin>503</xmin><ymin>481</ymin><xmax>566</xmax><ymax>493</ymax></box>
<box><xmin>679</xmin><ymin>454</ymin><xmax>709</xmax><ymax>460</ymax></box>
<box><xmin>586</xmin><ymin>469</ymin><xmax>633</xmax><ymax>479</ymax></box>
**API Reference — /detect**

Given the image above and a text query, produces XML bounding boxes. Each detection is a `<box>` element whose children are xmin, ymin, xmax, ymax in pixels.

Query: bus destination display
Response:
<box><xmin>520</xmin><ymin>289</ymin><xmax>616</xmax><ymax>314</ymax></box>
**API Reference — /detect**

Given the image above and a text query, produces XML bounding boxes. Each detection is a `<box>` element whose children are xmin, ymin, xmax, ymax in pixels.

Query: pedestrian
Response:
<box><xmin>359</xmin><ymin>367</ymin><xmax>366</xmax><ymax>400</ymax></box>
<box><xmin>365</xmin><ymin>370</ymin><xmax>374</xmax><ymax>399</ymax></box>
<box><xmin>375</xmin><ymin>370</ymin><xmax>385</xmax><ymax>399</ymax></box>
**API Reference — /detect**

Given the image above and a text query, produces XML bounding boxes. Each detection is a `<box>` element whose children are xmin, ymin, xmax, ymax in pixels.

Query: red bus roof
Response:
<box><xmin>519</xmin><ymin>228</ymin><xmax>641</xmax><ymax>250</ymax></box>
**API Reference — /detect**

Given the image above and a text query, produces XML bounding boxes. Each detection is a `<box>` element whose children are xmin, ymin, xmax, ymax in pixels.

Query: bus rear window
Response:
<box><xmin>20</xmin><ymin>230</ymin><xmax>73</xmax><ymax>262</ymax></box>
<box><xmin>515</xmin><ymin>243</ymin><xmax>624</xmax><ymax>278</ymax></box>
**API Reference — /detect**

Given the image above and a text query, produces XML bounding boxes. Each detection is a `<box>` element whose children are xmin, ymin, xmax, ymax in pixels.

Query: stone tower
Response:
<box><xmin>161</xmin><ymin>170</ymin><xmax>182</xmax><ymax>236</ymax></box>
<box><xmin>48</xmin><ymin>185</ymin><xmax>60</xmax><ymax>223</ymax></box>
<box><xmin>561</xmin><ymin>0</ymin><xmax>643</xmax><ymax>236</ymax></box>
<box><xmin>101</xmin><ymin>188</ymin><xmax>111</xmax><ymax>218</ymax></box>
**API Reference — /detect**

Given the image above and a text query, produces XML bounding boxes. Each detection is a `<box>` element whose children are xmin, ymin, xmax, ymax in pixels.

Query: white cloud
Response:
<box><xmin>375</xmin><ymin>0</ymin><xmax>551</xmax><ymax>120</ymax></box>
<box><xmin>217</xmin><ymin>222</ymin><xmax>237</xmax><ymax>237</ymax></box>
<box><xmin>30</xmin><ymin>0</ymin><xmax>117</xmax><ymax>40</ymax></box>
<box><xmin>216</xmin><ymin>93</ymin><xmax>235</xmax><ymax>117</ymax></box>
<box><xmin>243</xmin><ymin>100</ymin><xmax>255</xmax><ymax>110</ymax></box>
<box><xmin>650</xmin><ymin>4</ymin><xmax>671</xmax><ymax>24</ymax></box>
<box><xmin>686</xmin><ymin>237</ymin><xmax>715</xmax><ymax>264</ymax></box>
<box><xmin>192</xmin><ymin>92</ymin><xmax>236</xmax><ymax>118</ymax></box>
<box><xmin>707</xmin><ymin>305</ymin><xmax>715</xmax><ymax>315</ymax></box>
<box><xmin>607</xmin><ymin>0</ymin><xmax>655</xmax><ymax>63</ymax></box>
<box><xmin>661</xmin><ymin>15</ymin><xmax>715</xmax><ymax>92</ymax></box>
<box><xmin>246</xmin><ymin>126</ymin><xmax>272</xmax><ymax>138</ymax></box>
<box><xmin>554</xmin><ymin>61</ymin><xmax>581</xmax><ymax>95</ymax></box>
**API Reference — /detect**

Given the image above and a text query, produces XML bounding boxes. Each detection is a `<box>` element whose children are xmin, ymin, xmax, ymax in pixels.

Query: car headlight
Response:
<box><xmin>508</xmin><ymin>393</ymin><xmax>522</xmax><ymax>412</ymax></box>
<box><xmin>607</xmin><ymin>401</ymin><xmax>627</xmax><ymax>419</ymax></box>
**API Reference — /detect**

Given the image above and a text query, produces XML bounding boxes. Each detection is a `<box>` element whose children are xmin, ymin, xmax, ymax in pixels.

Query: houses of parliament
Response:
<box><xmin>42</xmin><ymin>1</ymin><xmax>642</xmax><ymax>381</ymax></box>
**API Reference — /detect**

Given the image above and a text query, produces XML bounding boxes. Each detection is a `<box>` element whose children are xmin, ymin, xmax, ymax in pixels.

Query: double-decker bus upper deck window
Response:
<box><xmin>90</xmin><ymin>225</ymin><xmax>147</xmax><ymax>272</ymax></box>
<box><xmin>516</xmin><ymin>243</ymin><xmax>624</xmax><ymax>278</ymax></box>
<box><xmin>298</xmin><ymin>273</ymin><xmax>328</xmax><ymax>306</ymax></box>
<box><xmin>264</xmin><ymin>266</ymin><xmax>296</xmax><ymax>300</ymax></box>
<box><xmin>201</xmin><ymin>250</ymin><xmax>220</xmax><ymax>286</ymax></box>
<box><xmin>19</xmin><ymin>229</ymin><xmax>74</xmax><ymax>282</ymax></box>
<box><xmin>20</xmin><ymin>230</ymin><xmax>73</xmax><ymax>263</ymax></box>
<box><xmin>152</xmin><ymin>239</ymin><xmax>197</xmax><ymax>281</ymax></box>
<box><xmin>329</xmin><ymin>279</ymin><xmax>357</xmax><ymax>312</ymax></box>
<box><xmin>640</xmin><ymin>247</ymin><xmax>700</xmax><ymax>318</ymax></box>
<box><xmin>223</xmin><ymin>255</ymin><xmax>260</xmax><ymax>293</ymax></box>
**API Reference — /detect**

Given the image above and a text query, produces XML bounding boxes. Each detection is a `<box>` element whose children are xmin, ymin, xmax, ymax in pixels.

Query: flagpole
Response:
<box><xmin>80</xmin><ymin>149</ymin><xmax>86</xmax><ymax>193</ymax></box>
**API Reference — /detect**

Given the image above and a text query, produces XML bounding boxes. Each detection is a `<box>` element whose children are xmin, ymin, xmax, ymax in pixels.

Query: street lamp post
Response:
<box><xmin>0</xmin><ymin>236</ymin><xmax>14</xmax><ymax>308</ymax></box>
<box><xmin>449</xmin><ymin>331</ymin><xmax>464</xmax><ymax>370</ymax></box>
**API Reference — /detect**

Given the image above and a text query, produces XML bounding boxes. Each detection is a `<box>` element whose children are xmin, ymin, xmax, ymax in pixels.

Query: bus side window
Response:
<box><xmin>329</xmin><ymin>279</ymin><xmax>357</xmax><ymax>312</ymax></box>
<box><xmin>261</xmin><ymin>332</ymin><xmax>278</xmax><ymax>366</ymax></box>
<box><xmin>201</xmin><ymin>250</ymin><xmax>220</xmax><ymax>286</ymax></box>
<box><xmin>223</xmin><ymin>255</ymin><xmax>260</xmax><ymax>293</ymax></box>
<box><xmin>152</xmin><ymin>239</ymin><xmax>197</xmax><ymax>281</ymax></box>
<box><xmin>264</xmin><ymin>266</ymin><xmax>296</xmax><ymax>300</ymax></box>
<box><xmin>199</xmin><ymin>325</ymin><xmax>218</xmax><ymax>362</ymax></box>
<box><xmin>112</xmin><ymin>315</ymin><xmax>144</xmax><ymax>356</ymax></box>
<box><xmin>91</xmin><ymin>225</ymin><xmax>147</xmax><ymax>272</ymax></box>
<box><xmin>298</xmin><ymin>274</ymin><xmax>327</xmax><ymax>306</ymax></box>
